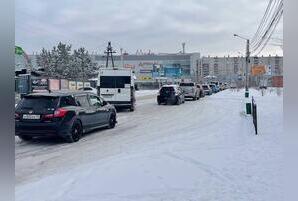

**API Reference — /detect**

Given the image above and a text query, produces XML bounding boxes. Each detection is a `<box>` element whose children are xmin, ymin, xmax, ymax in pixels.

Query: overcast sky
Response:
<box><xmin>15</xmin><ymin>0</ymin><xmax>283</xmax><ymax>56</ymax></box>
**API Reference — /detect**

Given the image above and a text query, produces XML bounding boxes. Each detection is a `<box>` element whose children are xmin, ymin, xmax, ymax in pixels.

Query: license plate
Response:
<box><xmin>23</xmin><ymin>114</ymin><xmax>40</xmax><ymax>120</ymax></box>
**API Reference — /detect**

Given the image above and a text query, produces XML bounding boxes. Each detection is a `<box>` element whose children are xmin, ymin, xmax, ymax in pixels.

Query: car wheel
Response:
<box><xmin>66</xmin><ymin>121</ymin><xmax>82</xmax><ymax>143</ymax></box>
<box><xmin>108</xmin><ymin>114</ymin><xmax>116</xmax><ymax>129</ymax></box>
<box><xmin>176</xmin><ymin>97</ymin><xmax>181</xmax><ymax>105</ymax></box>
<box><xmin>129</xmin><ymin>104</ymin><xmax>135</xmax><ymax>112</ymax></box>
<box><xmin>19</xmin><ymin>136</ymin><xmax>32</xmax><ymax>141</ymax></box>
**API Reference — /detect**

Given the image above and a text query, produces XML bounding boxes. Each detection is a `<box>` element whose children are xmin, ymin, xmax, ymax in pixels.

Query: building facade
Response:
<box><xmin>93</xmin><ymin>53</ymin><xmax>201</xmax><ymax>83</ymax></box>
<box><xmin>199</xmin><ymin>55</ymin><xmax>283</xmax><ymax>86</ymax></box>
<box><xmin>19</xmin><ymin>53</ymin><xmax>282</xmax><ymax>87</ymax></box>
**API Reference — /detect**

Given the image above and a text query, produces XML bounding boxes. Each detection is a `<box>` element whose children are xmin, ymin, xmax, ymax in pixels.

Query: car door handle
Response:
<box><xmin>96</xmin><ymin>108</ymin><xmax>108</xmax><ymax>112</ymax></box>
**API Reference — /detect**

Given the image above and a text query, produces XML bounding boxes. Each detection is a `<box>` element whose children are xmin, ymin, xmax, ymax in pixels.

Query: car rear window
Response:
<box><xmin>202</xmin><ymin>85</ymin><xmax>209</xmax><ymax>90</ymax></box>
<box><xmin>60</xmin><ymin>96</ymin><xmax>77</xmax><ymax>107</ymax></box>
<box><xmin>179</xmin><ymin>83</ymin><xmax>194</xmax><ymax>87</ymax></box>
<box><xmin>100</xmin><ymin>76</ymin><xmax>131</xmax><ymax>88</ymax></box>
<box><xmin>160</xmin><ymin>87</ymin><xmax>175</xmax><ymax>93</ymax></box>
<box><xmin>19</xmin><ymin>96</ymin><xmax>59</xmax><ymax>110</ymax></box>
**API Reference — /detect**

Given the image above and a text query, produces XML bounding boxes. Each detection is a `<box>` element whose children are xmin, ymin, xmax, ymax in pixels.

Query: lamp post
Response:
<box><xmin>233</xmin><ymin>34</ymin><xmax>250</xmax><ymax>97</ymax></box>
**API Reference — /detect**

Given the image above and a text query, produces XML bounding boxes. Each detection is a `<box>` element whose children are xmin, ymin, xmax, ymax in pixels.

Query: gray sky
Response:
<box><xmin>15</xmin><ymin>0</ymin><xmax>283</xmax><ymax>56</ymax></box>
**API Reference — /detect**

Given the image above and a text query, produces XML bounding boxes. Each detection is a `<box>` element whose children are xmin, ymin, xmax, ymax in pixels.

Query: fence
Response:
<box><xmin>251</xmin><ymin>96</ymin><xmax>258</xmax><ymax>135</ymax></box>
<box><xmin>15</xmin><ymin>75</ymin><xmax>91</xmax><ymax>94</ymax></box>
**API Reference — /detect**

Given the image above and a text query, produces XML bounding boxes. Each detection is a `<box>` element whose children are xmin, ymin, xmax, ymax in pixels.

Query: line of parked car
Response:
<box><xmin>157</xmin><ymin>82</ymin><xmax>227</xmax><ymax>105</ymax></box>
<box><xmin>15</xmin><ymin>82</ymin><xmax>228</xmax><ymax>143</ymax></box>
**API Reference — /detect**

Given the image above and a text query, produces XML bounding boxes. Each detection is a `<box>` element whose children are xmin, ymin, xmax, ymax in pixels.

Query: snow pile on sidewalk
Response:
<box><xmin>16</xmin><ymin>88</ymin><xmax>283</xmax><ymax>201</ymax></box>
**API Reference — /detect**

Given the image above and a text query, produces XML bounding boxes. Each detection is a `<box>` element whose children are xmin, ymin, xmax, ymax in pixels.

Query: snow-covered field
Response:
<box><xmin>15</xmin><ymin>88</ymin><xmax>283</xmax><ymax>201</ymax></box>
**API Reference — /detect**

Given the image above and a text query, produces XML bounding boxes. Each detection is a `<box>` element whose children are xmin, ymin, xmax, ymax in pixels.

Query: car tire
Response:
<box><xmin>108</xmin><ymin>114</ymin><xmax>116</xmax><ymax>129</ymax></box>
<box><xmin>66</xmin><ymin>121</ymin><xmax>82</xmax><ymax>143</ymax></box>
<box><xmin>19</xmin><ymin>136</ymin><xmax>32</xmax><ymax>141</ymax></box>
<box><xmin>129</xmin><ymin>104</ymin><xmax>135</xmax><ymax>112</ymax></box>
<box><xmin>176</xmin><ymin>97</ymin><xmax>181</xmax><ymax>105</ymax></box>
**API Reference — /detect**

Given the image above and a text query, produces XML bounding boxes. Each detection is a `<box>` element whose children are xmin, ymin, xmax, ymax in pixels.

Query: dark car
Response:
<box><xmin>157</xmin><ymin>85</ymin><xmax>185</xmax><ymax>105</ymax></box>
<box><xmin>15</xmin><ymin>91</ymin><xmax>117</xmax><ymax>143</ymax></box>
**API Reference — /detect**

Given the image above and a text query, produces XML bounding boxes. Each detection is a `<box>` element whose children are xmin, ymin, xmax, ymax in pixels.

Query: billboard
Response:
<box><xmin>76</xmin><ymin>82</ymin><xmax>84</xmax><ymax>89</ymax></box>
<box><xmin>69</xmin><ymin>81</ymin><xmax>77</xmax><ymax>90</ymax></box>
<box><xmin>84</xmin><ymin>82</ymin><xmax>91</xmax><ymax>87</ymax></box>
<box><xmin>164</xmin><ymin>67</ymin><xmax>182</xmax><ymax>78</ymax></box>
<box><xmin>60</xmin><ymin>79</ymin><xmax>69</xmax><ymax>90</ymax></box>
<box><xmin>31</xmin><ymin>78</ymin><xmax>48</xmax><ymax>92</ymax></box>
<box><xmin>251</xmin><ymin>65</ymin><xmax>266</xmax><ymax>76</ymax></box>
<box><xmin>49</xmin><ymin>79</ymin><xmax>60</xmax><ymax>91</ymax></box>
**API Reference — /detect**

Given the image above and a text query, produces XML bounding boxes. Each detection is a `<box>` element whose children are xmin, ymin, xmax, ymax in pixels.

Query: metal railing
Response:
<box><xmin>251</xmin><ymin>96</ymin><xmax>258</xmax><ymax>135</ymax></box>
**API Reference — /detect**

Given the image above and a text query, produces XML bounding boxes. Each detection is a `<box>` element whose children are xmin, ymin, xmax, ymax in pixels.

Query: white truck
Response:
<box><xmin>97</xmin><ymin>68</ymin><xmax>136</xmax><ymax>111</ymax></box>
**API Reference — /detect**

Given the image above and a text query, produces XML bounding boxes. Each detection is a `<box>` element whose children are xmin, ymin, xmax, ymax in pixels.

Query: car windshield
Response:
<box><xmin>18</xmin><ymin>96</ymin><xmax>59</xmax><ymax>110</ymax></box>
<box><xmin>180</xmin><ymin>83</ymin><xmax>194</xmax><ymax>87</ymax></box>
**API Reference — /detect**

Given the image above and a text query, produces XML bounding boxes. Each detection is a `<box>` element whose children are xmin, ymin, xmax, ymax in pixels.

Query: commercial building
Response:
<box><xmin>93</xmin><ymin>53</ymin><xmax>201</xmax><ymax>83</ymax></box>
<box><xmin>17</xmin><ymin>53</ymin><xmax>283</xmax><ymax>87</ymax></box>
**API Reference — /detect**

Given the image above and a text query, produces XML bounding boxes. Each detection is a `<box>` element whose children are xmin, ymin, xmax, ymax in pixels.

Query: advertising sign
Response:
<box><xmin>49</xmin><ymin>79</ymin><xmax>60</xmax><ymax>91</ymax></box>
<box><xmin>60</xmin><ymin>79</ymin><xmax>69</xmax><ymax>90</ymax></box>
<box><xmin>69</xmin><ymin>81</ymin><xmax>77</xmax><ymax>90</ymax></box>
<box><xmin>84</xmin><ymin>82</ymin><xmax>91</xmax><ymax>87</ymax></box>
<box><xmin>139</xmin><ymin>69</ymin><xmax>152</xmax><ymax>73</ymax></box>
<box><xmin>124</xmin><ymin>64</ymin><xmax>135</xmax><ymax>69</ymax></box>
<box><xmin>76</xmin><ymin>82</ymin><xmax>83</xmax><ymax>89</ymax></box>
<box><xmin>164</xmin><ymin>67</ymin><xmax>182</xmax><ymax>78</ymax></box>
<box><xmin>251</xmin><ymin>65</ymin><xmax>266</xmax><ymax>76</ymax></box>
<box><xmin>31</xmin><ymin>78</ymin><xmax>48</xmax><ymax>92</ymax></box>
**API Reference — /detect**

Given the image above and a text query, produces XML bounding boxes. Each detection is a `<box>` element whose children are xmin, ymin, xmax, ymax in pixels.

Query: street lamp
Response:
<box><xmin>233</xmin><ymin>33</ymin><xmax>250</xmax><ymax>96</ymax></box>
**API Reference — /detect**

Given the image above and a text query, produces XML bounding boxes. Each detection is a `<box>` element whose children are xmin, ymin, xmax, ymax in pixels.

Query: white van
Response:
<box><xmin>97</xmin><ymin>68</ymin><xmax>136</xmax><ymax>111</ymax></box>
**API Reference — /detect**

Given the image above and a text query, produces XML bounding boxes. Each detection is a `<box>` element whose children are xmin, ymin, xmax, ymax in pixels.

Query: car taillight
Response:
<box><xmin>44</xmin><ymin>108</ymin><xmax>68</xmax><ymax>119</ymax></box>
<box><xmin>54</xmin><ymin>108</ymin><xmax>68</xmax><ymax>118</ymax></box>
<box><xmin>15</xmin><ymin>113</ymin><xmax>20</xmax><ymax>120</ymax></box>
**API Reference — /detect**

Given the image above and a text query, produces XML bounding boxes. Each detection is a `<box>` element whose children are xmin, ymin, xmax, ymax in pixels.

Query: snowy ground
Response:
<box><xmin>15</xmin><ymin>88</ymin><xmax>283</xmax><ymax>201</ymax></box>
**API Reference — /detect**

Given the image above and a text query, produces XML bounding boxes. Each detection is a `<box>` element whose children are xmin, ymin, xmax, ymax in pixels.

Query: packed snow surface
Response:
<box><xmin>15</xmin><ymin>88</ymin><xmax>283</xmax><ymax>201</ymax></box>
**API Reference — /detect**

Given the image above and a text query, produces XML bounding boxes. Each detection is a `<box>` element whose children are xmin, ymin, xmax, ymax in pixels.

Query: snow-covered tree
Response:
<box><xmin>36</xmin><ymin>42</ymin><xmax>98</xmax><ymax>80</ymax></box>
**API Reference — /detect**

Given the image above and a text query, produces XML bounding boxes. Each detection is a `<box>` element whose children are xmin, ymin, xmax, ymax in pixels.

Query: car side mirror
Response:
<box><xmin>102</xmin><ymin>101</ymin><xmax>108</xmax><ymax>106</ymax></box>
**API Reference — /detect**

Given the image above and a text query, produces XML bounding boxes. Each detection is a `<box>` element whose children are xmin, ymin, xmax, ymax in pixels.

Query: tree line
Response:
<box><xmin>36</xmin><ymin>42</ymin><xmax>99</xmax><ymax>80</ymax></box>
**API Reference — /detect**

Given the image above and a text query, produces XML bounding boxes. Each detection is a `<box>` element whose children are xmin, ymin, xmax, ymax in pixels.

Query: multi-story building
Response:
<box><xmin>199</xmin><ymin>55</ymin><xmax>283</xmax><ymax>86</ymax></box>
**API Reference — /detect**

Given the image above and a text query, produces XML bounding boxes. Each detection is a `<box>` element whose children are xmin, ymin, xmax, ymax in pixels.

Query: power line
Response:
<box><xmin>251</xmin><ymin>0</ymin><xmax>275</xmax><ymax>45</ymax></box>
<box><xmin>251</xmin><ymin>0</ymin><xmax>282</xmax><ymax>50</ymax></box>
<box><xmin>251</xmin><ymin>0</ymin><xmax>283</xmax><ymax>54</ymax></box>
<box><xmin>253</xmin><ymin>9</ymin><xmax>283</xmax><ymax>56</ymax></box>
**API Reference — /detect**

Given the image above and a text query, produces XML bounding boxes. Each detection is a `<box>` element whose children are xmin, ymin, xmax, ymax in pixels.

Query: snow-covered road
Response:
<box><xmin>15</xmin><ymin>88</ymin><xmax>283</xmax><ymax>201</ymax></box>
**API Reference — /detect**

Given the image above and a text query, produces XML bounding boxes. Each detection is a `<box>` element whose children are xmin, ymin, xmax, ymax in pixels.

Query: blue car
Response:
<box><xmin>209</xmin><ymin>84</ymin><xmax>219</xmax><ymax>93</ymax></box>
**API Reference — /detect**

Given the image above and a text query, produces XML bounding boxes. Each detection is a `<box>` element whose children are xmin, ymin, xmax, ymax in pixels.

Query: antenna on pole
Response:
<box><xmin>182</xmin><ymin>42</ymin><xmax>186</xmax><ymax>54</ymax></box>
<box><xmin>104</xmin><ymin>41</ymin><xmax>116</xmax><ymax>68</ymax></box>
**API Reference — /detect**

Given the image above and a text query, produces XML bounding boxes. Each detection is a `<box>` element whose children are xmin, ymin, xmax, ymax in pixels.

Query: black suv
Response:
<box><xmin>157</xmin><ymin>85</ymin><xmax>185</xmax><ymax>105</ymax></box>
<box><xmin>15</xmin><ymin>91</ymin><xmax>117</xmax><ymax>143</ymax></box>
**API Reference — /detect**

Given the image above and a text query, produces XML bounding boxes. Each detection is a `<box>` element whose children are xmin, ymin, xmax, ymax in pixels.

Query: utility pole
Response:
<box><xmin>120</xmin><ymin>48</ymin><xmax>124</xmax><ymax>68</ymax></box>
<box><xmin>245</xmin><ymin>39</ymin><xmax>250</xmax><ymax>93</ymax></box>
<box><xmin>233</xmin><ymin>34</ymin><xmax>250</xmax><ymax>96</ymax></box>
<box><xmin>104</xmin><ymin>41</ymin><xmax>116</xmax><ymax>68</ymax></box>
